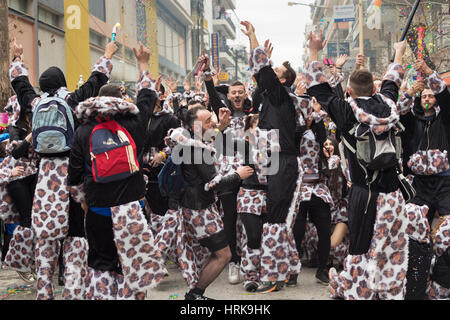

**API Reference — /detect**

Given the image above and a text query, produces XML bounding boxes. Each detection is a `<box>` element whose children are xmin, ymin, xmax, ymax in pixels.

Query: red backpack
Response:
<box><xmin>89</xmin><ymin>120</ymin><xmax>140</xmax><ymax>183</ymax></box>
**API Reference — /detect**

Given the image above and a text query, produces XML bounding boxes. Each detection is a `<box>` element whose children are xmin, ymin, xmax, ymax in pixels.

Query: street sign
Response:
<box><xmin>333</xmin><ymin>5</ymin><xmax>355</xmax><ymax>22</ymax></box>
<box><xmin>211</xmin><ymin>33</ymin><xmax>220</xmax><ymax>72</ymax></box>
<box><xmin>327</xmin><ymin>42</ymin><xmax>350</xmax><ymax>57</ymax></box>
<box><xmin>219</xmin><ymin>72</ymin><xmax>229</xmax><ymax>82</ymax></box>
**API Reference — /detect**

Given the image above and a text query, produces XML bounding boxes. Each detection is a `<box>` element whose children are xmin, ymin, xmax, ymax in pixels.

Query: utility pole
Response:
<box><xmin>0</xmin><ymin>0</ymin><xmax>10</xmax><ymax>110</ymax></box>
<box><xmin>121</xmin><ymin>0</ymin><xmax>125</xmax><ymax>81</ymax></box>
<box><xmin>199</xmin><ymin>0</ymin><xmax>204</xmax><ymax>53</ymax></box>
<box><xmin>34</xmin><ymin>0</ymin><xmax>39</xmax><ymax>86</ymax></box>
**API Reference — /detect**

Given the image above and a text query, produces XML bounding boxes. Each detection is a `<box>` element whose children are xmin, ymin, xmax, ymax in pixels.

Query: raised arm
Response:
<box><xmin>67</xmin><ymin>41</ymin><xmax>119</xmax><ymax>109</ymax></box>
<box><xmin>305</xmin><ymin>29</ymin><xmax>354</xmax><ymax>131</ymax></box>
<box><xmin>379</xmin><ymin>40</ymin><xmax>407</xmax><ymax>103</ymax></box>
<box><xmin>134</xmin><ymin>42</ymin><xmax>160</xmax><ymax>129</ymax></box>
<box><xmin>9</xmin><ymin>39</ymin><xmax>39</xmax><ymax>112</ymax></box>
<box><xmin>200</xmin><ymin>54</ymin><xmax>226</xmax><ymax>117</ymax></box>
<box><xmin>416</xmin><ymin>59</ymin><xmax>450</xmax><ymax>114</ymax></box>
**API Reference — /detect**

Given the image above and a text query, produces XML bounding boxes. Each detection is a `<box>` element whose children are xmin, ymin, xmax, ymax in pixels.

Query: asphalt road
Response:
<box><xmin>0</xmin><ymin>262</ymin><xmax>331</xmax><ymax>300</ymax></box>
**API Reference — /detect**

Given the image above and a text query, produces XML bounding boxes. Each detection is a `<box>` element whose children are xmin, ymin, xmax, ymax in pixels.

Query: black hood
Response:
<box><xmin>39</xmin><ymin>67</ymin><xmax>67</xmax><ymax>95</ymax></box>
<box><xmin>356</xmin><ymin>95</ymin><xmax>392</xmax><ymax>118</ymax></box>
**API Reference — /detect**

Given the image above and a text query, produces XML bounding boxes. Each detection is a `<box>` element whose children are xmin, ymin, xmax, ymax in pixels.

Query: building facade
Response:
<box><xmin>7</xmin><ymin>0</ymin><xmax>249</xmax><ymax>91</ymax></box>
<box><xmin>302</xmin><ymin>0</ymin><xmax>449</xmax><ymax>79</ymax></box>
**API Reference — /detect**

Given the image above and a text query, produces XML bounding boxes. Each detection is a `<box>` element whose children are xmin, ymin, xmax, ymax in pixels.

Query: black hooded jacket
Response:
<box><xmin>400</xmin><ymin>86</ymin><xmax>450</xmax><ymax>176</ymax></box>
<box><xmin>308</xmin><ymin>78</ymin><xmax>401</xmax><ymax>255</ymax></box>
<box><xmin>68</xmin><ymin>88</ymin><xmax>157</xmax><ymax>208</ymax></box>
<box><xmin>254</xmin><ymin>66</ymin><xmax>298</xmax><ymax>156</ymax></box>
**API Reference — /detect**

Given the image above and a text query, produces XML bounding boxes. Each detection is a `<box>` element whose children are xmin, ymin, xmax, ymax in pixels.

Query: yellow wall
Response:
<box><xmin>64</xmin><ymin>0</ymin><xmax>91</xmax><ymax>91</ymax></box>
<box><xmin>145</xmin><ymin>0</ymin><xmax>159</xmax><ymax>77</ymax></box>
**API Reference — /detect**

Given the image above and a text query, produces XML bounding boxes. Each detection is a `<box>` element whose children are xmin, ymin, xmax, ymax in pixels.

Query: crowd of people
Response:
<box><xmin>0</xmin><ymin>19</ymin><xmax>449</xmax><ymax>300</ymax></box>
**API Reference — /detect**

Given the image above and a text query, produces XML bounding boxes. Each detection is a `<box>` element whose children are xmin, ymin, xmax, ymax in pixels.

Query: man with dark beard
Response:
<box><xmin>199</xmin><ymin>55</ymin><xmax>255</xmax><ymax>284</ymax></box>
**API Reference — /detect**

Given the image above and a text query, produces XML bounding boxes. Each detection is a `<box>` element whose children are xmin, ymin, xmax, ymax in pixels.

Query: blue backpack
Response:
<box><xmin>157</xmin><ymin>156</ymin><xmax>188</xmax><ymax>198</ymax></box>
<box><xmin>32</xmin><ymin>93</ymin><xmax>75</xmax><ymax>154</ymax></box>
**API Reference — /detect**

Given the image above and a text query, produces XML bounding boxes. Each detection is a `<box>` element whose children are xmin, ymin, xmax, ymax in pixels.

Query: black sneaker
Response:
<box><xmin>184</xmin><ymin>291</ymin><xmax>214</xmax><ymax>300</ymax></box>
<box><xmin>315</xmin><ymin>268</ymin><xmax>329</xmax><ymax>285</ymax></box>
<box><xmin>244</xmin><ymin>281</ymin><xmax>260</xmax><ymax>292</ymax></box>
<box><xmin>257</xmin><ymin>281</ymin><xmax>285</xmax><ymax>293</ymax></box>
<box><xmin>285</xmin><ymin>274</ymin><xmax>298</xmax><ymax>287</ymax></box>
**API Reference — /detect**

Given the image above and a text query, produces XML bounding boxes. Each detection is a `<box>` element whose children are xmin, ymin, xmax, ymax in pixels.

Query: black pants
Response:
<box><xmin>6</xmin><ymin>174</ymin><xmax>38</xmax><ymax>228</ymax></box>
<box><xmin>146</xmin><ymin>181</ymin><xmax>169</xmax><ymax>216</ymax></box>
<box><xmin>293</xmin><ymin>194</ymin><xmax>331</xmax><ymax>270</ymax></box>
<box><xmin>264</xmin><ymin>154</ymin><xmax>298</xmax><ymax>223</ymax></box>
<box><xmin>85</xmin><ymin>209</ymin><xmax>121</xmax><ymax>274</ymax></box>
<box><xmin>241</xmin><ymin>214</ymin><xmax>263</xmax><ymax>250</ymax></box>
<box><xmin>412</xmin><ymin>175</ymin><xmax>450</xmax><ymax>225</ymax></box>
<box><xmin>219</xmin><ymin>188</ymin><xmax>240</xmax><ymax>263</ymax></box>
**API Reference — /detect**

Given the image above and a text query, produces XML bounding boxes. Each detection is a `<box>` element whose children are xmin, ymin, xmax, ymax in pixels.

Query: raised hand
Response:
<box><xmin>295</xmin><ymin>81</ymin><xmax>307</xmax><ymax>96</ymax></box>
<box><xmin>213</xmin><ymin>67</ymin><xmax>221</xmax><ymax>86</ymax></box>
<box><xmin>11</xmin><ymin>38</ymin><xmax>24</xmax><ymax>60</ymax></box>
<box><xmin>393</xmin><ymin>40</ymin><xmax>407</xmax><ymax>64</ymax></box>
<box><xmin>411</xmin><ymin>79</ymin><xmax>425</xmax><ymax>95</ymax></box>
<box><xmin>393</xmin><ymin>40</ymin><xmax>407</xmax><ymax>56</ymax></box>
<box><xmin>415</xmin><ymin>59</ymin><xmax>433</xmax><ymax>77</ymax></box>
<box><xmin>183</xmin><ymin>79</ymin><xmax>191</xmax><ymax>92</ymax></box>
<box><xmin>355</xmin><ymin>53</ymin><xmax>366</xmax><ymax>70</ymax></box>
<box><xmin>133</xmin><ymin>42</ymin><xmax>150</xmax><ymax>64</ymax></box>
<box><xmin>240</xmin><ymin>21</ymin><xmax>255</xmax><ymax>37</ymax></box>
<box><xmin>218</xmin><ymin>107</ymin><xmax>232</xmax><ymax>131</ymax></box>
<box><xmin>165</xmin><ymin>76</ymin><xmax>178</xmax><ymax>93</ymax></box>
<box><xmin>105</xmin><ymin>41</ymin><xmax>119</xmax><ymax>59</ymax></box>
<box><xmin>155</xmin><ymin>75</ymin><xmax>163</xmax><ymax>93</ymax></box>
<box><xmin>309</xmin><ymin>29</ymin><xmax>327</xmax><ymax>52</ymax></box>
<box><xmin>335</xmin><ymin>54</ymin><xmax>348</xmax><ymax>69</ymax></box>
<box><xmin>264</xmin><ymin>39</ymin><xmax>274</xmax><ymax>59</ymax></box>
<box><xmin>194</xmin><ymin>76</ymin><xmax>203</xmax><ymax>92</ymax></box>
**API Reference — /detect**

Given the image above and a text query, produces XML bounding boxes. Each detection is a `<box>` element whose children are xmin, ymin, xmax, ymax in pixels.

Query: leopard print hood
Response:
<box><xmin>75</xmin><ymin>96</ymin><xmax>140</xmax><ymax>122</ymax></box>
<box><xmin>164</xmin><ymin>127</ymin><xmax>217</xmax><ymax>154</ymax></box>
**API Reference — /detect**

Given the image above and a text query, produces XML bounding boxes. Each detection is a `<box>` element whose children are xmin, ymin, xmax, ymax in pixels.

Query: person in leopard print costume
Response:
<box><xmin>302</xmin><ymin>137</ymin><xmax>350</xmax><ymax>272</ymax></box>
<box><xmin>164</xmin><ymin>105</ymin><xmax>253</xmax><ymax>300</ymax></box>
<box><xmin>426</xmin><ymin>216</ymin><xmax>450</xmax><ymax>300</ymax></box>
<box><xmin>68</xmin><ymin>43</ymin><xmax>169</xmax><ymax>300</ymax></box>
<box><xmin>1</xmin><ymin>95</ymin><xmax>38</xmax><ymax>284</ymax></box>
<box><xmin>305</xmin><ymin>29</ymin><xmax>412</xmax><ymax>299</ymax></box>
<box><xmin>397</xmin><ymin>60</ymin><xmax>450</xmax><ymax>226</ymax></box>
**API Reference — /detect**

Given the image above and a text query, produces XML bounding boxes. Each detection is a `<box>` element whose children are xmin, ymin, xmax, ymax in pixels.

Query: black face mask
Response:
<box><xmin>39</xmin><ymin>67</ymin><xmax>67</xmax><ymax>96</ymax></box>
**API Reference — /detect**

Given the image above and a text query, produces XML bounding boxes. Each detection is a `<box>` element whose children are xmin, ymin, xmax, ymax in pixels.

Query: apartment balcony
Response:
<box><xmin>213</xmin><ymin>15</ymin><xmax>236</xmax><ymax>39</ymax></box>
<box><xmin>218</xmin><ymin>45</ymin><xmax>235</xmax><ymax>68</ymax></box>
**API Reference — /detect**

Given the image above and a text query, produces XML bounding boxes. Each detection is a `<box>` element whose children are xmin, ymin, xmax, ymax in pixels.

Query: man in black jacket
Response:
<box><xmin>398</xmin><ymin>60</ymin><xmax>450</xmax><ymax>224</ymax></box>
<box><xmin>68</xmin><ymin>43</ymin><xmax>164</xmax><ymax>300</ymax></box>
<box><xmin>305</xmin><ymin>29</ymin><xmax>412</xmax><ymax>299</ymax></box>
<box><xmin>170</xmin><ymin>106</ymin><xmax>254</xmax><ymax>300</ymax></box>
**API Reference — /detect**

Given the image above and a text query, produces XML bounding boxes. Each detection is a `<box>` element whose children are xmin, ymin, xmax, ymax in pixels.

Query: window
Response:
<box><xmin>9</xmin><ymin>0</ymin><xmax>28</xmax><ymax>14</ymax></box>
<box><xmin>39</xmin><ymin>7</ymin><xmax>62</xmax><ymax>29</ymax></box>
<box><xmin>165</xmin><ymin>26</ymin><xmax>173</xmax><ymax>62</ymax></box>
<box><xmin>90</xmin><ymin>30</ymin><xmax>106</xmax><ymax>48</ymax></box>
<box><xmin>173</xmin><ymin>31</ymin><xmax>179</xmax><ymax>65</ymax></box>
<box><xmin>157</xmin><ymin>18</ymin><xmax>166</xmax><ymax>58</ymax></box>
<box><xmin>89</xmin><ymin>0</ymin><xmax>106</xmax><ymax>22</ymax></box>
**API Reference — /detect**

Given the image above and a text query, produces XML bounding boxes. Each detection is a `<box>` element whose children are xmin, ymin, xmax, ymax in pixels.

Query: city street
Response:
<box><xmin>0</xmin><ymin>262</ymin><xmax>331</xmax><ymax>300</ymax></box>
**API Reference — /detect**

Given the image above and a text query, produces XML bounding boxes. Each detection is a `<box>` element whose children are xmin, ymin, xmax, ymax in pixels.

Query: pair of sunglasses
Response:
<box><xmin>323</xmin><ymin>58</ymin><xmax>335</xmax><ymax>66</ymax></box>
